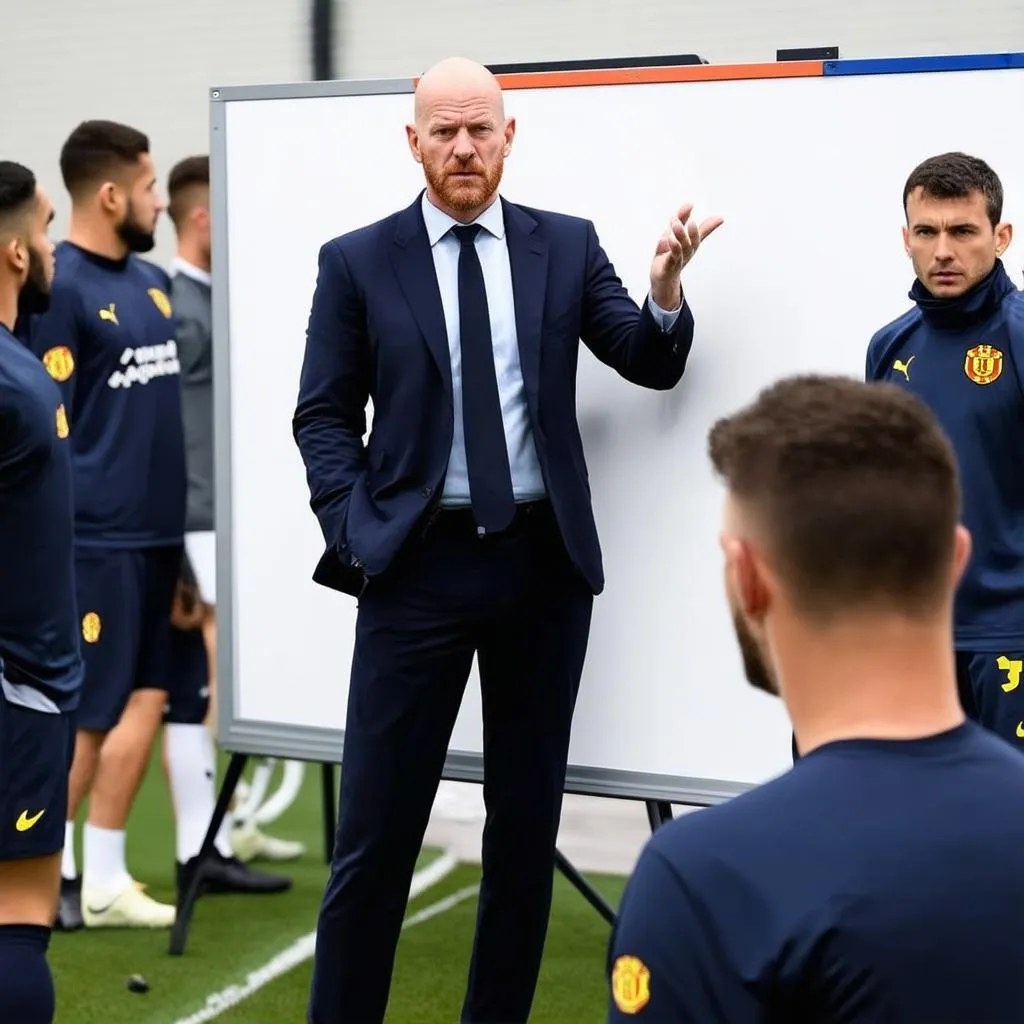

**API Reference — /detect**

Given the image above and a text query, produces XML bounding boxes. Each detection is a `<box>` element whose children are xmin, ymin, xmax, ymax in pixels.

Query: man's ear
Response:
<box><xmin>405</xmin><ymin>124</ymin><xmax>423</xmax><ymax>164</ymax></box>
<box><xmin>727</xmin><ymin>537</ymin><xmax>771</xmax><ymax>622</ymax></box>
<box><xmin>1</xmin><ymin>236</ymin><xmax>27</xmax><ymax>275</ymax></box>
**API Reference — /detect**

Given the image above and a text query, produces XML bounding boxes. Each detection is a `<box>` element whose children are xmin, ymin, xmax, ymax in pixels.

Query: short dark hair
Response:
<box><xmin>903</xmin><ymin>151</ymin><xmax>1003</xmax><ymax>226</ymax></box>
<box><xmin>707</xmin><ymin>375</ymin><xmax>961</xmax><ymax>621</ymax></box>
<box><xmin>167</xmin><ymin>155</ymin><xmax>210</xmax><ymax>228</ymax></box>
<box><xmin>59</xmin><ymin>120</ymin><xmax>150</xmax><ymax>200</ymax></box>
<box><xmin>0</xmin><ymin>161</ymin><xmax>37</xmax><ymax>235</ymax></box>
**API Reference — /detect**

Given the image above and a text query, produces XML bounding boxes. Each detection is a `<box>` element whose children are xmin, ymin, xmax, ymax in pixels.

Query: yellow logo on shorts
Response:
<box><xmin>15</xmin><ymin>809</ymin><xmax>44</xmax><ymax>832</ymax></box>
<box><xmin>42</xmin><ymin>345</ymin><xmax>75</xmax><ymax>382</ymax></box>
<box><xmin>148</xmin><ymin>288</ymin><xmax>173</xmax><ymax>318</ymax></box>
<box><xmin>611</xmin><ymin>955</ymin><xmax>651</xmax><ymax>1015</ymax></box>
<box><xmin>81</xmin><ymin>612</ymin><xmax>102</xmax><ymax>644</ymax></box>
<box><xmin>997</xmin><ymin>656</ymin><xmax>1022</xmax><ymax>693</ymax></box>
<box><xmin>55</xmin><ymin>403</ymin><xmax>69</xmax><ymax>439</ymax></box>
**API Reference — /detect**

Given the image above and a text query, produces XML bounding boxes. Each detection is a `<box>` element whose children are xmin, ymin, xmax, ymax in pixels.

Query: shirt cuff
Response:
<box><xmin>647</xmin><ymin>292</ymin><xmax>683</xmax><ymax>331</ymax></box>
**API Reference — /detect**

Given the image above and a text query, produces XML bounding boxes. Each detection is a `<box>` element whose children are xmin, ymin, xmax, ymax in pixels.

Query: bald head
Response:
<box><xmin>414</xmin><ymin>57</ymin><xmax>504</xmax><ymax>126</ymax></box>
<box><xmin>406</xmin><ymin>55</ymin><xmax>515</xmax><ymax>224</ymax></box>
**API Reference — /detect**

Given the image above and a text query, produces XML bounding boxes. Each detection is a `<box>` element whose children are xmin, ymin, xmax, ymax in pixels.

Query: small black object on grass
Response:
<box><xmin>126</xmin><ymin>974</ymin><xmax>150</xmax><ymax>994</ymax></box>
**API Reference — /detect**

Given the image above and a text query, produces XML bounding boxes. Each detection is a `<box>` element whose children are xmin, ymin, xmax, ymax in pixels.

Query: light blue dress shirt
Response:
<box><xmin>420</xmin><ymin>193</ymin><xmax>681</xmax><ymax>506</ymax></box>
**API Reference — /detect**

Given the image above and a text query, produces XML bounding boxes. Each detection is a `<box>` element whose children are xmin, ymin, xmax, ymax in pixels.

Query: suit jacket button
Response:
<box><xmin>421</xmin><ymin>485</ymin><xmax>433</xmax><ymax>497</ymax></box>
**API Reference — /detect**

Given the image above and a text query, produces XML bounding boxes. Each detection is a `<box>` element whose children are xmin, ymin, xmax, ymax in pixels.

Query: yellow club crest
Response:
<box><xmin>964</xmin><ymin>344</ymin><xmax>1003</xmax><ymax>385</ymax></box>
<box><xmin>611</xmin><ymin>955</ymin><xmax>651</xmax><ymax>1015</ymax></box>
<box><xmin>55</xmin><ymin>404</ymin><xmax>69</xmax><ymax>439</ymax></box>
<box><xmin>81</xmin><ymin>612</ymin><xmax>102</xmax><ymax>644</ymax></box>
<box><xmin>148</xmin><ymin>288</ymin><xmax>173</xmax><ymax>318</ymax></box>
<box><xmin>42</xmin><ymin>345</ymin><xmax>75</xmax><ymax>382</ymax></box>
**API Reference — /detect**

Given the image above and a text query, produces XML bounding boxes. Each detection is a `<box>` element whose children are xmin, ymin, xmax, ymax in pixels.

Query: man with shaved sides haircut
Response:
<box><xmin>608</xmin><ymin>376</ymin><xmax>1024</xmax><ymax>1023</ymax></box>
<box><xmin>17</xmin><ymin>120</ymin><xmax>184</xmax><ymax>930</ymax></box>
<box><xmin>0</xmin><ymin>160</ymin><xmax>81</xmax><ymax>1023</ymax></box>
<box><xmin>296</xmin><ymin>56</ymin><xmax>723</xmax><ymax>1022</ymax></box>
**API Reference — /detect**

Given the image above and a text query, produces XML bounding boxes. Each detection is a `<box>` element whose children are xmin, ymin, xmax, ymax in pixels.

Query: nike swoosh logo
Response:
<box><xmin>15</xmin><ymin>810</ymin><xmax>45</xmax><ymax>832</ymax></box>
<box><xmin>85</xmin><ymin>899</ymin><xmax>119</xmax><ymax>915</ymax></box>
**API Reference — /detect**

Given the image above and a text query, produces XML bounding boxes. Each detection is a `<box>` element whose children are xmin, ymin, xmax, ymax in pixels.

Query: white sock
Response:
<box><xmin>165</xmin><ymin>723</ymin><xmax>234</xmax><ymax>862</ymax></box>
<box><xmin>61</xmin><ymin>821</ymin><xmax>76</xmax><ymax>880</ymax></box>
<box><xmin>82</xmin><ymin>824</ymin><xmax>131</xmax><ymax>893</ymax></box>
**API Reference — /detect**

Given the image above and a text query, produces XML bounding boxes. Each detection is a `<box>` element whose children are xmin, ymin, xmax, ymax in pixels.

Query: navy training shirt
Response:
<box><xmin>866</xmin><ymin>260</ymin><xmax>1024</xmax><ymax>651</ymax></box>
<box><xmin>0</xmin><ymin>324</ymin><xmax>84</xmax><ymax>710</ymax></box>
<box><xmin>17</xmin><ymin>241</ymin><xmax>186</xmax><ymax>548</ymax></box>
<box><xmin>607</xmin><ymin>721</ymin><xmax>1024</xmax><ymax>1023</ymax></box>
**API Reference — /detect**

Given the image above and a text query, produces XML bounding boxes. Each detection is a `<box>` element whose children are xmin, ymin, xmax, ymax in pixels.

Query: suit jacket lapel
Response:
<box><xmin>388</xmin><ymin>197</ymin><xmax>453</xmax><ymax>400</ymax></box>
<box><xmin>503</xmin><ymin>199</ymin><xmax>548</xmax><ymax>414</ymax></box>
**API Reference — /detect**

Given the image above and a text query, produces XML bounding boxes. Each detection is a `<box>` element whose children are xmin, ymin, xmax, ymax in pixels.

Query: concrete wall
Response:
<box><xmin>4</xmin><ymin>0</ymin><xmax>1023</xmax><ymax>269</ymax></box>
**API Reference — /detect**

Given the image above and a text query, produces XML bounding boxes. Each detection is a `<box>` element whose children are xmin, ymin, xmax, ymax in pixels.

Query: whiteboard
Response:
<box><xmin>211</xmin><ymin>54</ymin><xmax>1024</xmax><ymax>803</ymax></box>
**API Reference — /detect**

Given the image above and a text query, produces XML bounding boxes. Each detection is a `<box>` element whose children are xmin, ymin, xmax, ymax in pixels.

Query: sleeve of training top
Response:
<box><xmin>0</xmin><ymin>385</ymin><xmax>41</xmax><ymax>487</ymax></box>
<box><xmin>865</xmin><ymin>329</ymin><xmax>886</xmax><ymax>381</ymax></box>
<box><xmin>1006</xmin><ymin>292</ymin><xmax>1024</xmax><ymax>395</ymax></box>
<box><xmin>607</xmin><ymin>846</ymin><xmax>765</xmax><ymax>1024</ymax></box>
<box><xmin>21</xmin><ymin>282</ymin><xmax>83</xmax><ymax>416</ymax></box>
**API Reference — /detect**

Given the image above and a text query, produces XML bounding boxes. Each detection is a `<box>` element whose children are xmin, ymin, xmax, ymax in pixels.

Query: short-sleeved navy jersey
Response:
<box><xmin>16</xmin><ymin>241</ymin><xmax>186</xmax><ymax>548</ymax></box>
<box><xmin>866</xmin><ymin>261</ymin><xmax>1024</xmax><ymax>651</ymax></box>
<box><xmin>607</xmin><ymin>721</ymin><xmax>1024</xmax><ymax>1023</ymax></box>
<box><xmin>0</xmin><ymin>324</ymin><xmax>84</xmax><ymax>710</ymax></box>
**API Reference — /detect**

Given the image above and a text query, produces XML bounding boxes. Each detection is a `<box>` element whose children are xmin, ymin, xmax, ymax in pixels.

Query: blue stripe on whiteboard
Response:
<box><xmin>823</xmin><ymin>52</ymin><xmax>1024</xmax><ymax>76</ymax></box>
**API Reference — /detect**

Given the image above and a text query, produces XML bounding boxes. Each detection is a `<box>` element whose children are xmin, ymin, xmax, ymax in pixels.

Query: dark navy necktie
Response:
<box><xmin>452</xmin><ymin>224</ymin><xmax>515</xmax><ymax>533</ymax></box>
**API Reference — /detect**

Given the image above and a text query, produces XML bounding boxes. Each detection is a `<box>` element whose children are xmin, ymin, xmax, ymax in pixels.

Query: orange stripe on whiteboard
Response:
<box><xmin>411</xmin><ymin>61</ymin><xmax>823</xmax><ymax>92</ymax></box>
<box><xmin>493</xmin><ymin>61</ymin><xmax>824</xmax><ymax>89</ymax></box>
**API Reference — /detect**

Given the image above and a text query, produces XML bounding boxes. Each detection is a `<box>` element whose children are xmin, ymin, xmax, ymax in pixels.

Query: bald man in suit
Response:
<box><xmin>294</xmin><ymin>56</ymin><xmax>723</xmax><ymax>1024</ymax></box>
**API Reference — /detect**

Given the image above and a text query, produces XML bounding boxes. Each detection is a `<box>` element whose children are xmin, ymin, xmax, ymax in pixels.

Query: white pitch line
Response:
<box><xmin>172</xmin><ymin>849</ymin><xmax>467</xmax><ymax>1024</ymax></box>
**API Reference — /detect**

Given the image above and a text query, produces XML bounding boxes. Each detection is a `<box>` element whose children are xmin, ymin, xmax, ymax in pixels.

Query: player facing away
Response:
<box><xmin>0</xmin><ymin>162</ymin><xmax>82</xmax><ymax>1023</ymax></box>
<box><xmin>607</xmin><ymin>375</ymin><xmax>1024</xmax><ymax>1023</ymax></box>
<box><xmin>866</xmin><ymin>152</ymin><xmax>1024</xmax><ymax>748</ymax></box>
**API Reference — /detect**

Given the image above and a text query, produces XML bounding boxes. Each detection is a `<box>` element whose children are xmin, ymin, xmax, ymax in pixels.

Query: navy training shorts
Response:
<box><xmin>163</xmin><ymin>623</ymin><xmax>210</xmax><ymax>726</ymax></box>
<box><xmin>956</xmin><ymin>649</ymin><xmax>1024</xmax><ymax>747</ymax></box>
<box><xmin>73</xmin><ymin>545</ymin><xmax>182</xmax><ymax>731</ymax></box>
<box><xmin>0</xmin><ymin>676</ymin><xmax>75</xmax><ymax>860</ymax></box>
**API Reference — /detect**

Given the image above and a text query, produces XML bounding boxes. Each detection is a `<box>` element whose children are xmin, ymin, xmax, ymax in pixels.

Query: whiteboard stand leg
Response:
<box><xmin>553</xmin><ymin>800</ymin><xmax>675</xmax><ymax>928</ymax></box>
<box><xmin>553</xmin><ymin>848</ymin><xmax>616</xmax><ymax>925</ymax></box>
<box><xmin>321</xmin><ymin>762</ymin><xmax>337</xmax><ymax>864</ymax></box>
<box><xmin>645</xmin><ymin>800</ymin><xmax>674</xmax><ymax>831</ymax></box>
<box><xmin>169</xmin><ymin>751</ymin><xmax>250</xmax><ymax>955</ymax></box>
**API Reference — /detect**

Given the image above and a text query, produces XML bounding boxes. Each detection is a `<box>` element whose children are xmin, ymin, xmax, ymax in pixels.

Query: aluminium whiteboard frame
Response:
<box><xmin>208</xmin><ymin>72</ymin><xmax>754</xmax><ymax>806</ymax></box>
<box><xmin>208</xmin><ymin>52</ymin><xmax>1024</xmax><ymax>806</ymax></box>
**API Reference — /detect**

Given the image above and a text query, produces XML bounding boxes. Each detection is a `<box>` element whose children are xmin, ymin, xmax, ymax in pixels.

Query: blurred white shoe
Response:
<box><xmin>231</xmin><ymin>819</ymin><xmax>305</xmax><ymax>863</ymax></box>
<box><xmin>82</xmin><ymin>879</ymin><xmax>175</xmax><ymax>928</ymax></box>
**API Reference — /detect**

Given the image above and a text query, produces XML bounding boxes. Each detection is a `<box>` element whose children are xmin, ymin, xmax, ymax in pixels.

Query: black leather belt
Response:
<box><xmin>430</xmin><ymin>499</ymin><xmax>551</xmax><ymax>539</ymax></box>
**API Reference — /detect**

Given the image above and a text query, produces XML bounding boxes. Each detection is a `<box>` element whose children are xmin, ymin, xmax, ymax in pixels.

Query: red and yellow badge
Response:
<box><xmin>42</xmin><ymin>345</ymin><xmax>75</xmax><ymax>382</ymax></box>
<box><xmin>611</xmin><ymin>954</ymin><xmax>650</xmax><ymax>1015</ymax></box>
<box><xmin>964</xmin><ymin>344</ymin><xmax>1003</xmax><ymax>385</ymax></box>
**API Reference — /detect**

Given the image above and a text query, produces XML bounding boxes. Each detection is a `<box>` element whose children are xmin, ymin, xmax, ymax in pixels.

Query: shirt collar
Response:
<box><xmin>421</xmin><ymin>191</ymin><xmax>506</xmax><ymax>247</ymax></box>
<box><xmin>171</xmin><ymin>256</ymin><xmax>212</xmax><ymax>287</ymax></box>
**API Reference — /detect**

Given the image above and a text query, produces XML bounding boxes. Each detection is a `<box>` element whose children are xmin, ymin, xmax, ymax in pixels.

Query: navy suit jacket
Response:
<box><xmin>293</xmin><ymin>193</ymin><xmax>695</xmax><ymax>598</ymax></box>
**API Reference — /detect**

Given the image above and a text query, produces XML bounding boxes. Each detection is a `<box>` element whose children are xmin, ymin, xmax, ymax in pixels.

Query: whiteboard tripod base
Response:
<box><xmin>168</xmin><ymin>756</ymin><xmax>675</xmax><ymax>955</ymax></box>
<box><xmin>553</xmin><ymin>799</ymin><xmax>674</xmax><ymax>926</ymax></box>
<box><xmin>169</xmin><ymin>753</ymin><xmax>337</xmax><ymax>956</ymax></box>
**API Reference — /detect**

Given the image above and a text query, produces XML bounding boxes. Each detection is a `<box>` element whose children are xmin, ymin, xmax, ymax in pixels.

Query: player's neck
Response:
<box><xmin>176</xmin><ymin>241</ymin><xmax>210</xmax><ymax>273</ymax></box>
<box><xmin>779</xmin><ymin>616</ymin><xmax>966</xmax><ymax>755</ymax></box>
<box><xmin>66</xmin><ymin>212</ymin><xmax>129</xmax><ymax>262</ymax></box>
<box><xmin>0</xmin><ymin>279</ymin><xmax>19</xmax><ymax>334</ymax></box>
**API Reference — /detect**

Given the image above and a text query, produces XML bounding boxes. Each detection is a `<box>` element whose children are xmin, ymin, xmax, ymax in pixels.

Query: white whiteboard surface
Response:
<box><xmin>212</xmin><ymin>58</ymin><xmax>1024</xmax><ymax>801</ymax></box>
